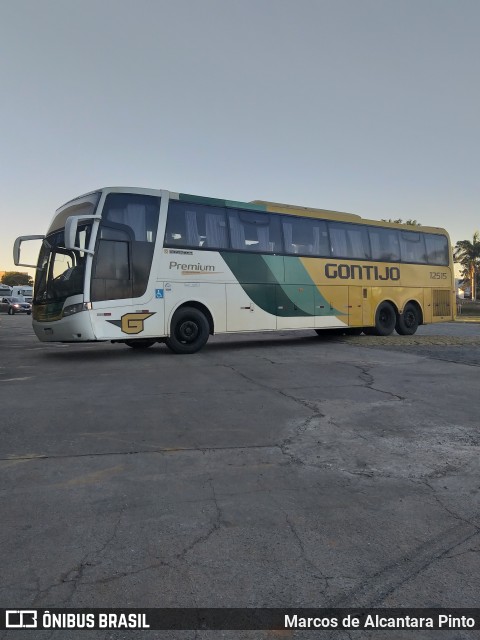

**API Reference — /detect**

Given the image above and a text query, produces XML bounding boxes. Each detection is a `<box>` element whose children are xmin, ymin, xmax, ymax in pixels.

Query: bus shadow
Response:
<box><xmin>40</xmin><ymin>332</ymin><xmax>345</xmax><ymax>360</ymax></box>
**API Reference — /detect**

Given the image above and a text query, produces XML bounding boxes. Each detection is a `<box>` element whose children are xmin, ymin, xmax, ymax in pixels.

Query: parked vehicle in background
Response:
<box><xmin>0</xmin><ymin>297</ymin><xmax>32</xmax><ymax>315</ymax></box>
<box><xmin>11</xmin><ymin>285</ymin><xmax>33</xmax><ymax>303</ymax></box>
<box><xmin>0</xmin><ymin>284</ymin><xmax>12</xmax><ymax>298</ymax></box>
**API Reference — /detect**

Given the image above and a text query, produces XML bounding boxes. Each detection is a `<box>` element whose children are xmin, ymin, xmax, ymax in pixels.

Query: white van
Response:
<box><xmin>11</xmin><ymin>285</ymin><xmax>33</xmax><ymax>303</ymax></box>
<box><xmin>0</xmin><ymin>284</ymin><xmax>12</xmax><ymax>298</ymax></box>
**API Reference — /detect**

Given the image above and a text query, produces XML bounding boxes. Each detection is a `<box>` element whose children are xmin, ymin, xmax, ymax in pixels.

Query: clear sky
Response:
<box><xmin>1</xmin><ymin>0</ymin><xmax>479</xmax><ymax>274</ymax></box>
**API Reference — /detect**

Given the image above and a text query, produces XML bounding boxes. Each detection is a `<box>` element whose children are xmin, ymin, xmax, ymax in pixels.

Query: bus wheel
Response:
<box><xmin>165</xmin><ymin>307</ymin><xmax>209</xmax><ymax>354</ymax></box>
<box><xmin>125</xmin><ymin>339</ymin><xmax>156</xmax><ymax>349</ymax></box>
<box><xmin>372</xmin><ymin>301</ymin><xmax>396</xmax><ymax>336</ymax></box>
<box><xmin>395</xmin><ymin>302</ymin><xmax>420</xmax><ymax>335</ymax></box>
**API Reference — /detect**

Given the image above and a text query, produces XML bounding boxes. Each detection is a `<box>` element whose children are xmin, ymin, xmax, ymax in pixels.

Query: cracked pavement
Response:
<box><xmin>0</xmin><ymin>316</ymin><xmax>479</xmax><ymax>639</ymax></box>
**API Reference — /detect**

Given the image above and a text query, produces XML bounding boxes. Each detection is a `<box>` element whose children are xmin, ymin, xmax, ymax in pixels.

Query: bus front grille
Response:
<box><xmin>432</xmin><ymin>289</ymin><xmax>451</xmax><ymax>317</ymax></box>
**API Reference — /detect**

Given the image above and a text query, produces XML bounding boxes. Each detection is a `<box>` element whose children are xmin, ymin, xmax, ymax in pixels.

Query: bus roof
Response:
<box><xmin>177</xmin><ymin>192</ymin><xmax>448</xmax><ymax>236</ymax></box>
<box><xmin>60</xmin><ymin>187</ymin><xmax>449</xmax><ymax>237</ymax></box>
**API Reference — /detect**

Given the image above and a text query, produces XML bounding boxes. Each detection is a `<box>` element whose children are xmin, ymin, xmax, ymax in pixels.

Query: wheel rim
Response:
<box><xmin>176</xmin><ymin>320</ymin><xmax>199</xmax><ymax>343</ymax></box>
<box><xmin>404</xmin><ymin>310</ymin><xmax>416</xmax><ymax>328</ymax></box>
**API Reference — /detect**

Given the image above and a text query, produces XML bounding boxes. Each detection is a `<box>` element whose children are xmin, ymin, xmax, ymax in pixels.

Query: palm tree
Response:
<box><xmin>454</xmin><ymin>232</ymin><xmax>480</xmax><ymax>300</ymax></box>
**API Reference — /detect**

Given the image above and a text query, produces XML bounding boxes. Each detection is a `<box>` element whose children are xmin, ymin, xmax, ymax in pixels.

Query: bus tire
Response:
<box><xmin>165</xmin><ymin>306</ymin><xmax>209</xmax><ymax>354</ymax></box>
<box><xmin>395</xmin><ymin>302</ymin><xmax>420</xmax><ymax>335</ymax></box>
<box><xmin>125</xmin><ymin>339</ymin><xmax>156</xmax><ymax>349</ymax></box>
<box><xmin>372</xmin><ymin>301</ymin><xmax>396</xmax><ymax>336</ymax></box>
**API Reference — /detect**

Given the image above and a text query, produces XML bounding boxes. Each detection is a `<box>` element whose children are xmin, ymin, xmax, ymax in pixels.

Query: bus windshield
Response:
<box><xmin>34</xmin><ymin>224</ymin><xmax>92</xmax><ymax>304</ymax></box>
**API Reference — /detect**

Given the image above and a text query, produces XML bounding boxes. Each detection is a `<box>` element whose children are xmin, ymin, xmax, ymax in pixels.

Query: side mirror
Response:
<box><xmin>13</xmin><ymin>235</ymin><xmax>45</xmax><ymax>268</ymax></box>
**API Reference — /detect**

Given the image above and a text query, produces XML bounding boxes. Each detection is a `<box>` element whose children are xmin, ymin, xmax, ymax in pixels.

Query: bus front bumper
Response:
<box><xmin>33</xmin><ymin>312</ymin><xmax>96</xmax><ymax>342</ymax></box>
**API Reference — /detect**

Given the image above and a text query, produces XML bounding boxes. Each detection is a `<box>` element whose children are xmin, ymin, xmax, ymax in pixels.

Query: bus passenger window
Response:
<box><xmin>399</xmin><ymin>231</ymin><xmax>428</xmax><ymax>264</ymax></box>
<box><xmin>369</xmin><ymin>227</ymin><xmax>400</xmax><ymax>261</ymax></box>
<box><xmin>164</xmin><ymin>201</ymin><xmax>228</xmax><ymax>249</ymax></box>
<box><xmin>282</xmin><ymin>218</ymin><xmax>330</xmax><ymax>256</ymax></box>
<box><xmin>329</xmin><ymin>222</ymin><xmax>370</xmax><ymax>260</ymax></box>
<box><xmin>228</xmin><ymin>210</ymin><xmax>282</xmax><ymax>253</ymax></box>
<box><xmin>103</xmin><ymin>194</ymin><xmax>160</xmax><ymax>242</ymax></box>
<box><xmin>425</xmin><ymin>234</ymin><xmax>448</xmax><ymax>266</ymax></box>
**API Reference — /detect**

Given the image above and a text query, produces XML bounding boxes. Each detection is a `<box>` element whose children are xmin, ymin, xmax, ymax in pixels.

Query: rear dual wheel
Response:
<box><xmin>395</xmin><ymin>302</ymin><xmax>420</xmax><ymax>335</ymax></box>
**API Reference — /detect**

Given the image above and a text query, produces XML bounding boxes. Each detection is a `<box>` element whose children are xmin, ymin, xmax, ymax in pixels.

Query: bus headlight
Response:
<box><xmin>62</xmin><ymin>302</ymin><xmax>92</xmax><ymax>317</ymax></box>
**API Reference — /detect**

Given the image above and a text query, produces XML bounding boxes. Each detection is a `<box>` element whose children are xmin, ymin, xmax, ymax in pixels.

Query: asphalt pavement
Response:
<box><xmin>0</xmin><ymin>315</ymin><xmax>479</xmax><ymax>640</ymax></box>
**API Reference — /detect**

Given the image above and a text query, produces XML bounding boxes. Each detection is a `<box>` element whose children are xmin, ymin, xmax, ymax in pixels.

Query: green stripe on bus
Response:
<box><xmin>224</xmin><ymin>200</ymin><xmax>266</xmax><ymax>211</ymax></box>
<box><xmin>220</xmin><ymin>253</ymin><xmax>343</xmax><ymax>317</ymax></box>
<box><xmin>178</xmin><ymin>193</ymin><xmax>227</xmax><ymax>207</ymax></box>
<box><xmin>179</xmin><ymin>193</ymin><xmax>267</xmax><ymax>211</ymax></box>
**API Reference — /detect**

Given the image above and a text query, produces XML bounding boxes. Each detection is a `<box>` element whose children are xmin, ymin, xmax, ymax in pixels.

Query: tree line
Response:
<box><xmin>1</xmin><ymin>271</ymin><xmax>33</xmax><ymax>287</ymax></box>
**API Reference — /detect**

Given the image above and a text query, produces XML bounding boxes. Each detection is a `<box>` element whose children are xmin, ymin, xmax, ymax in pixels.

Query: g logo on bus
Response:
<box><xmin>107</xmin><ymin>312</ymin><xmax>155</xmax><ymax>334</ymax></box>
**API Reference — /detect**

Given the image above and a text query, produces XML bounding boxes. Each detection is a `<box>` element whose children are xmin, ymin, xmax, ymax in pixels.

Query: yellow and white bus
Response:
<box><xmin>14</xmin><ymin>187</ymin><xmax>455</xmax><ymax>353</ymax></box>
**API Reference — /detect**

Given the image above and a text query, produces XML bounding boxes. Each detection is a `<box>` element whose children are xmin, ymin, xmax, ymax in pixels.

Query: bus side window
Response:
<box><xmin>369</xmin><ymin>227</ymin><xmax>400</xmax><ymax>261</ymax></box>
<box><xmin>164</xmin><ymin>200</ymin><xmax>187</xmax><ymax>246</ymax></box>
<box><xmin>282</xmin><ymin>218</ymin><xmax>330</xmax><ymax>256</ymax></box>
<box><xmin>164</xmin><ymin>202</ymin><xmax>228</xmax><ymax>249</ymax></box>
<box><xmin>204</xmin><ymin>212</ymin><xmax>228</xmax><ymax>248</ymax></box>
<box><xmin>399</xmin><ymin>231</ymin><xmax>428</xmax><ymax>264</ymax></box>
<box><xmin>92</xmin><ymin>226</ymin><xmax>132</xmax><ymax>301</ymax></box>
<box><xmin>104</xmin><ymin>196</ymin><xmax>159</xmax><ymax>243</ymax></box>
<box><xmin>228</xmin><ymin>210</ymin><xmax>282</xmax><ymax>253</ymax></box>
<box><xmin>329</xmin><ymin>222</ymin><xmax>370</xmax><ymax>260</ymax></box>
<box><xmin>99</xmin><ymin>194</ymin><xmax>160</xmax><ymax>299</ymax></box>
<box><xmin>425</xmin><ymin>234</ymin><xmax>448</xmax><ymax>266</ymax></box>
<box><xmin>95</xmin><ymin>240</ymin><xmax>129</xmax><ymax>280</ymax></box>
